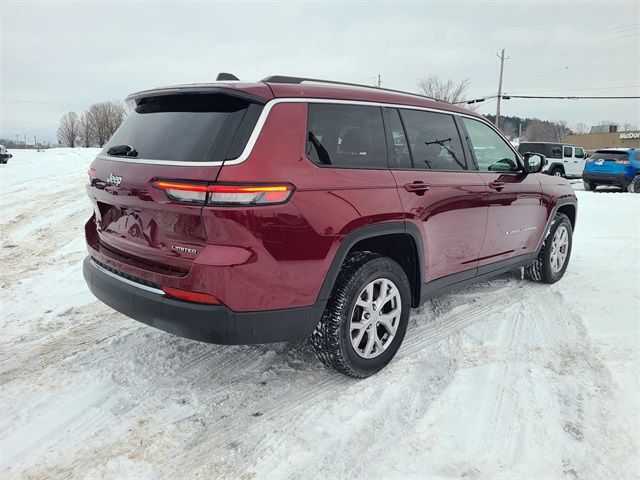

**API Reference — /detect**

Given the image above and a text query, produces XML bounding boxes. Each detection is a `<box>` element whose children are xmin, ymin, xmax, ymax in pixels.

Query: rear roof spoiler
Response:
<box><xmin>126</xmin><ymin>85</ymin><xmax>267</xmax><ymax>107</ymax></box>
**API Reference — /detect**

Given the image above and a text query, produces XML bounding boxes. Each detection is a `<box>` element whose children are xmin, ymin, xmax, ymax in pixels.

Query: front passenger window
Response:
<box><xmin>461</xmin><ymin>118</ymin><xmax>519</xmax><ymax>172</ymax></box>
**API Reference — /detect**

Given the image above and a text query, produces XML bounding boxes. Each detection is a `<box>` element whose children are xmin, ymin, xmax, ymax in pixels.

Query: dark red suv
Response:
<box><xmin>83</xmin><ymin>75</ymin><xmax>577</xmax><ymax>377</ymax></box>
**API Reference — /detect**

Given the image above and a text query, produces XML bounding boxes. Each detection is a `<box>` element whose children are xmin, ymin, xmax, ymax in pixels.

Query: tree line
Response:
<box><xmin>57</xmin><ymin>101</ymin><xmax>126</xmax><ymax>147</ymax></box>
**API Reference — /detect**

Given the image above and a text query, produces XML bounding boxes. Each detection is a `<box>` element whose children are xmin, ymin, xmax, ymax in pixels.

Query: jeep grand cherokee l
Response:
<box><xmin>83</xmin><ymin>75</ymin><xmax>577</xmax><ymax>377</ymax></box>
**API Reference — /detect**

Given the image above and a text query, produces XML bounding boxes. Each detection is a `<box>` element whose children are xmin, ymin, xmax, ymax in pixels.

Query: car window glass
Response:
<box><xmin>400</xmin><ymin>109</ymin><xmax>467</xmax><ymax>170</ymax></box>
<box><xmin>384</xmin><ymin>108</ymin><xmax>411</xmax><ymax>169</ymax></box>
<box><xmin>563</xmin><ymin>146</ymin><xmax>573</xmax><ymax>158</ymax></box>
<box><xmin>307</xmin><ymin>104</ymin><xmax>387</xmax><ymax>168</ymax></box>
<box><xmin>461</xmin><ymin>118</ymin><xmax>519</xmax><ymax>172</ymax></box>
<box><xmin>549</xmin><ymin>147</ymin><xmax>562</xmax><ymax>159</ymax></box>
<box><xmin>575</xmin><ymin>147</ymin><xmax>585</xmax><ymax>158</ymax></box>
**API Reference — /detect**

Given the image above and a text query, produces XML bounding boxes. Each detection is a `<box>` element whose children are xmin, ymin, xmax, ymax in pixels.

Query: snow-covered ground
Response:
<box><xmin>1</xmin><ymin>149</ymin><xmax>638</xmax><ymax>479</ymax></box>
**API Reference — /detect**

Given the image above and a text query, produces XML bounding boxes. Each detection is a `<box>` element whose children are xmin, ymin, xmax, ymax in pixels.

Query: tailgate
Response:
<box><xmin>86</xmin><ymin>90</ymin><xmax>266</xmax><ymax>274</ymax></box>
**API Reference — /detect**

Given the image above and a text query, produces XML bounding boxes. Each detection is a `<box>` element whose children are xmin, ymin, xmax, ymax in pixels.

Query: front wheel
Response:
<box><xmin>525</xmin><ymin>213</ymin><xmax>573</xmax><ymax>284</ymax></box>
<box><xmin>628</xmin><ymin>176</ymin><xmax>640</xmax><ymax>193</ymax></box>
<box><xmin>310</xmin><ymin>252</ymin><xmax>411</xmax><ymax>378</ymax></box>
<box><xmin>583</xmin><ymin>180</ymin><xmax>596</xmax><ymax>191</ymax></box>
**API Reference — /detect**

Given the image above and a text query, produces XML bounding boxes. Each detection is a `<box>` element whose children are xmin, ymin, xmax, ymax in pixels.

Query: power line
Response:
<box><xmin>462</xmin><ymin>94</ymin><xmax>640</xmax><ymax>104</ymax></box>
<box><xmin>1</xmin><ymin>98</ymin><xmax>87</xmax><ymax>108</ymax></box>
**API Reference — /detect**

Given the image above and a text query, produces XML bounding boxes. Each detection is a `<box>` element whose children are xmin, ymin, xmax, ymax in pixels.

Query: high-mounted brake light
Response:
<box><xmin>162</xmin><ymin>286</ymin><xmax>222</xmax><ymax>305</ymax></box>
<box><xmin>153</xmin><ymin>181</ymin><xmax>294</xmax><ymax>205</ymax></box>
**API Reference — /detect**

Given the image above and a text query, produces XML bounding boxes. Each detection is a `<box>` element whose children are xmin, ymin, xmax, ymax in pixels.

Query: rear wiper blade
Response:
<box><xmin>107</xmin><ymin>144</ymin><xmax>138</xmax><ymax>157</ymax></box>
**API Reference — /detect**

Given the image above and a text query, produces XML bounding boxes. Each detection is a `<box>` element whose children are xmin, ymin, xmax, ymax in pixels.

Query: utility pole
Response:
<box><xmin>495</xmin><ymin>48</ymin><xmax>508</xmax><ymax>128</ymax></box>
<box><xmin>376</xmin><ymin>74</ymin><xmax>381</xmax><ymax>88</ymax></box>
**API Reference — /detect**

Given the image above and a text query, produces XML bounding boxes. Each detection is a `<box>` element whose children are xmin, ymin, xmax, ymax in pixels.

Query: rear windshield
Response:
<box><xmin>518</xmin><ymin>143</ymin><xmax>562</xmax><ymax>159</ymax></box>
<box><xmin>103</xmin><ymin>93</ymin><xmax>262</xmax><ymax>162</ymax></box>
<box><xmin>591</xmin><ymin>151</ymin><xmax>629</xmax><ymax>161</ymax></box>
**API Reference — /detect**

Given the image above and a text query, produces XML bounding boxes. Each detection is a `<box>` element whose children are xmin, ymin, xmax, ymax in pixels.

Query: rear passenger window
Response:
<box><xmin>564</xmin><ymin>146</ymin><xmax>573</xmax><ymax>158</ymax></box>
<box><xmin>307</xmin><ymin>104</ymin><xmax>387</xmax><ymax>168</ymax></box>
<box><xmin>400</xmin><ymin>109</ymin><xmax>467</xmax><ymax>170</ymax></box>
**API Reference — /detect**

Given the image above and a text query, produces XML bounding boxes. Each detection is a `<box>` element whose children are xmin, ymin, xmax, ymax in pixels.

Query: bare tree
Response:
<box><xmin>417</xmin><ymin>75</ymin><xmax>469</xmax><ymax>103</ymax></box>
<box><xmin>87</xmin><ymin>101</ymin><xmax>126</xmax><ymax>147</ymax></box>
<box><xmin>79</xmin><ymin>112</ymin><xmax>94</xmax><ymax>147</ymax></box>
<box><xmin>575</xmin><ymin>122</ymin><xmax>589</xmax><ymax>134</ymax></box>
<box><xmin>57</xmin><ymin>112</ymin><xmax>81</xmax><ymax>147</ymax></box>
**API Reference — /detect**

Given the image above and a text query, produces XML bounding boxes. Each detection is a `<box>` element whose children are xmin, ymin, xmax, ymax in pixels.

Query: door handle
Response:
<box><xmin>488</xmin><ymin>181</ymin><xmax>506</xmax><ymax>191</ymax></box>
<box><xmin>404</xmin><ymin>181</ymin><xmax>431</xmax><ymax>195</ymax></box>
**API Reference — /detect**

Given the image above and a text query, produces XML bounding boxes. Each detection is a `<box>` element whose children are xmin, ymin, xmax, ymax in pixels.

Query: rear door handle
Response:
<box><xmin>488</xmin><ymin>181</ymin><xmax>506</xmax><ymax>191</ymax></box>
<box><xmin>404</xmin><ymin>181</ymin><xmax>431</xmax><ymax>195</ymax></box>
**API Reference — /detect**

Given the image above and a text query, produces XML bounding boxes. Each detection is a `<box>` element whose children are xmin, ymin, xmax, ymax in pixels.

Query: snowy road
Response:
<box><xmin>1</xmin><ymin>149</ymin><xmax>638</xmax><ymax>479</ymax></box>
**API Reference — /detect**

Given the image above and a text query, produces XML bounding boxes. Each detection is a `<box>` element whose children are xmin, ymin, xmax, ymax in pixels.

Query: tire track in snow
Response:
<box><xmin>168</xmin><ymin>278</ymin><xmax>545</xmax><ymax>478</ymax></box>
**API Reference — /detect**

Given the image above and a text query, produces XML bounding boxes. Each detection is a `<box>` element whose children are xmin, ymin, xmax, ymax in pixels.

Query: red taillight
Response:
<box><xmin>87</xmin><ymin>168</ymin><xmax>96</xmax><ymax>179</ymax></box>
<box><xmin>162</xmin><ymin>287</ymin><xmax>222</xmax><ymax>305</ymax></box>
<box><xmin>153</xmin><ymin>181</ymin><xmax>294</xmax><ymax>205</ymax></box>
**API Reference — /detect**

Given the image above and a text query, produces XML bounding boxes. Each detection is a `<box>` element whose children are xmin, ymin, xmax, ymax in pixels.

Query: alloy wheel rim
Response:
<box><xmin>349</xmin><ymin>278</ymin><xmax>402</xmax><ymax>359</ymax></box>
<box><xmin>554</xmin><ymin>171</ymin><xmax>563</xmax><ymax>177</ymax></box>
<box><xmin>550</xmin><ymin>225</ymin><xmax>569</xmax><ymax>273</ymax></box>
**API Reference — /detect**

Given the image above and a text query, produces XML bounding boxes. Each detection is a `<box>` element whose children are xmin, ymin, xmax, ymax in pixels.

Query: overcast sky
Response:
<box><xmin>1</xmin><ymin>1</ymin><xmax>639</xmax><ymax>142</ymax></box>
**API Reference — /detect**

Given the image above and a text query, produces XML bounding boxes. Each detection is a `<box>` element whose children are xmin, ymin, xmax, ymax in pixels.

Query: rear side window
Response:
<box><xmin>400</xmin><ymin>109</ymin><xmax>467</xmax><ymax>170</ymax></box>
<box><xmin>307</xmin><ymin>104</ymin><xmax>387</xmax><ymax>168</ymax></box>
<box><xmin>563</xmin><ymin>146</ymin><xmax>573</xmax><ymax>158</ymax></box>
<box><xmin>103</xmin><ymin>93</ymin><xmax>262</xmax><ymax>162</ymax></box>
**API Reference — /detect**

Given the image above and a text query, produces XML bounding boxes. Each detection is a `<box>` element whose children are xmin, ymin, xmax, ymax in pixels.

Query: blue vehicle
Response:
<box><xmin>583</xmin><ymin>148</ymin><xmax>640</xmax><ymax>193</ymax></box>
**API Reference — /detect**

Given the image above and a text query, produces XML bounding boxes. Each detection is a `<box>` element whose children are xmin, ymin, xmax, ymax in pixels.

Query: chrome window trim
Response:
<box><xmin>91</xmin><ymin>260</ymin><xmax>165</xmax><ymax>296</ymax></box>
<box><xmin>95</xmin><ymin>97</ymin><xmax>519</xmax><ymax>167</ymax></box>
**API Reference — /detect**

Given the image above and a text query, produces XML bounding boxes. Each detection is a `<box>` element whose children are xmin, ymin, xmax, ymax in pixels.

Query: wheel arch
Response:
<box><xmin>546</xmin><ymin>162</ymin><xmax>565</xmax><ymax>175</ymax></box>
<box><xmin>317</xmin><ymin>222</ymin><xmax>424</xmax><ymax>308</ymax></box>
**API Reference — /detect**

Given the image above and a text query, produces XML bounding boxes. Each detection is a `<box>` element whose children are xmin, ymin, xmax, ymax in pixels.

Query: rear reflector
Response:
<box><xmin>162</xmin><ymin>287</ymin><xmax>222</xmax><ymax>305</ymax></box>
<box><xmin>154</xmin><ymin>181</ymin><xmax>294</xmax><ymax>205</ymax></box>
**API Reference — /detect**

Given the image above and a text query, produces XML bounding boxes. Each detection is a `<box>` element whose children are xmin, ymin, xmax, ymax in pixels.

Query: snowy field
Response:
<box><xmin>1</xmin><ymin>149</ymin><xmax>638</xmax><ymax>479</ymax></box>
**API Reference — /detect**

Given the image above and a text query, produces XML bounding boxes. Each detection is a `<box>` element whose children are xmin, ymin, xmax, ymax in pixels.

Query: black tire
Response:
<box><xmin>548</xmin><ymin>166</ymin><xmax>564</xmax><ymax>177</ymax></box>
<box><xmin>583</xmin><ymin>180</ymin><xmax>596</xmax><ymax>191</ymax></box>
<box><xmin>525</xmin><ymin>213</ymin><xmax>573</xmax><ymax>284</ymax></box>
<box><xmin>310</xmin><ymin>252</ymin><xmax>411</xmax><ymax>378</ymax></box>
<box><xmin>628</xmin><ymin>176</ymin><xmax>640</xmax><ymax>194</ymax></box>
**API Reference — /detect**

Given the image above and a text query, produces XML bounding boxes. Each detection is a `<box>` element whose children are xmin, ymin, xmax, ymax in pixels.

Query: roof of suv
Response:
<box><xmin>127</xmin><ymin>80</ymin><xmax>480</xmax><ymax>119</ymax></box>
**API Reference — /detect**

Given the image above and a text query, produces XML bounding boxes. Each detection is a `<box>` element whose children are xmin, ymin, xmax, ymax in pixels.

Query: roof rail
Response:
<box><xmin>260</xmin><ymin>75</ymin><xmax>439</xmax><ymax>102</ymax></box>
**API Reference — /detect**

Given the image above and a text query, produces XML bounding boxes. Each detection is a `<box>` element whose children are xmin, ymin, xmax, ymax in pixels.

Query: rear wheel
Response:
<box><xmin>310</xmin><ymin>252</ymin><xmax>411</xmax><ymax>378</ymax></box>
<box><xmin>549</xmin><ymin>166</ymin><xmax>564</xmax><ymax>177</ymax></box>
<box><xmin>583</xmin><ymin>180</ymin><xmax>596</xmax><ymax>191</ymax></box>
<box><xmin>628</xmin><ymin>176</ymin><xmax>640</xmax><ymax>193</ymax></box>
<box><xmin>525</xmin><ymin>213</ymin><xmax>572</xmax><ymax>284</ymax></box>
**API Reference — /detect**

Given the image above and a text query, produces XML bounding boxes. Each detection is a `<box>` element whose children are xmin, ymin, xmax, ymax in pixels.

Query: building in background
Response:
<box><xmin>565</xmin><ymin>125</ymin><xmax>640</xmax><ymax>152</ymax></box>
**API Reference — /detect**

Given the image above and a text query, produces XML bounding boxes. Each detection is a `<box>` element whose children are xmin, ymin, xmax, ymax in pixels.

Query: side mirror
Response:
<box><xmin>523</xmin><ymin>152</ymin><xmax>546</xmax><ymax>173</ymax></box>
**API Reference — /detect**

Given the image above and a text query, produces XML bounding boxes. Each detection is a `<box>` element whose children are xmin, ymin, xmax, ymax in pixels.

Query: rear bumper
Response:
<box><xmin>83</xmin><ymin>256</ymin><xmax>324</xmax><ymax>345</ymax></box>
<box><xmin>582</xmin><ymin>171</ymin><xmax>632</xmax><ymax>187</ymax></box>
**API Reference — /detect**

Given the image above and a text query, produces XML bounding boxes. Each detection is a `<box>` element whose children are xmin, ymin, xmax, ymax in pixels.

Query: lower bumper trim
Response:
<box><xmin>83</xmin><ymin>256</ymin><xmax>325</xmax><ymax>345</ymax></box>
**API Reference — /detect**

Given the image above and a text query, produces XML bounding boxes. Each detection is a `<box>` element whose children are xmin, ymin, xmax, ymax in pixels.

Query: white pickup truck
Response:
<box><xmin>518</xmin><ymin>142</ymin><xmax>586</xmax><ymax>178</ymax></box>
